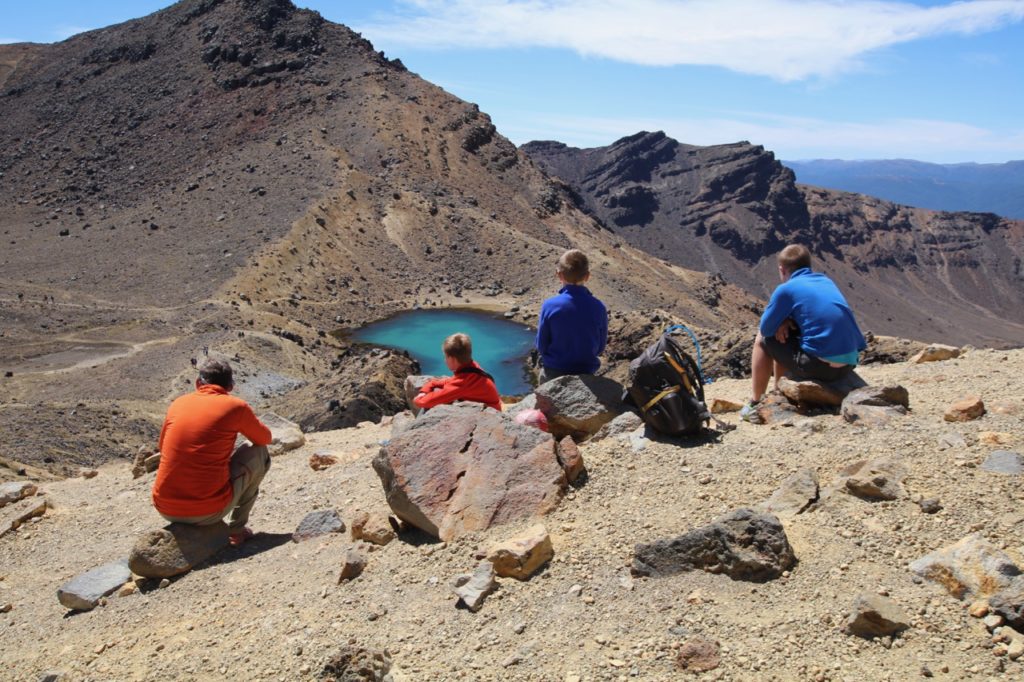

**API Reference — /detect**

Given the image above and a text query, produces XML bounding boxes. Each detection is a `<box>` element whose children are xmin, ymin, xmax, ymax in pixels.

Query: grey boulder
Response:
<box><xmin>632</xmin><ymin>508</ymin><xmax>795</xmax><ymax>582</ymax></box>
<box><xmin>534</xmin><ymin>374</ymin><xmax>624</xmax><ymax>439</ymax></box>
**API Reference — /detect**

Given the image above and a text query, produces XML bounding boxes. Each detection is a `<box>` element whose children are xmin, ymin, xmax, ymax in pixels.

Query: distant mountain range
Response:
<box><xmin>784</xmin><ymin>159</ymin><xmax>1024</xmax><ymax>219</ymax></box>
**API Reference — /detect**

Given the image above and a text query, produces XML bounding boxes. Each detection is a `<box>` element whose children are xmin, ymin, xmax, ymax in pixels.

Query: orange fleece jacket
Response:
<box><xmin>413</xmin><ymin>362</ymin><xmax>502</xmax><ymax>412</ymax></box>
<box><xmin>152</xmin><ymin>384</ymin><xmax>272</xmax><ymax>517</ymax></box>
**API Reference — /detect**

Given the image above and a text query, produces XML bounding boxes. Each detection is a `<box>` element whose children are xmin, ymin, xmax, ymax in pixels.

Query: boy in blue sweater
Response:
<box><xmin>535</xmin><ymin>249</ymin><xmax>608</xmax><ymax>384</ymax></box>
<box><xmin>742</xmin><ymin>244</ymin><xmax>866</xmax><ymax>420</ymax></box>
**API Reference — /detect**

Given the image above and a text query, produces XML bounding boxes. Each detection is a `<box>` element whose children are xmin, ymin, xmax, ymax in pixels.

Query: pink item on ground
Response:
<box><xmin>514</xmin><ymin>408</ymin><xmax>549</xmax><ymax>432</ymax></box>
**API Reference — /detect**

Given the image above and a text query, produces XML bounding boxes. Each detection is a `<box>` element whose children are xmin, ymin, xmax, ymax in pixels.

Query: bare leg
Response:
<box><xmin>772</xmin><ymin>360</ymin><xmax>786</xmax><ymax>392</ymax></box>
<box><xmin>750</xmin><ymin>333</ymin><xmax>773</xmax><ymax>403</ymax></box>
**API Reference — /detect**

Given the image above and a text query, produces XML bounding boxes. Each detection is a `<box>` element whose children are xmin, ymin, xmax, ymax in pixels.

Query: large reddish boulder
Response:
<box><xmin>373</xmin><ymin>404</ymin><xmax>567</xmax><ymax>541</ymax></box>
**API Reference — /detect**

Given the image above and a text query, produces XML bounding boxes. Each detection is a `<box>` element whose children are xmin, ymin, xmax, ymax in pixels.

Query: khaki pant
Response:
<box><xmin>160</xmin><ymin>444</ymin><xmax>271</xmax><ymax>531</ymax></box>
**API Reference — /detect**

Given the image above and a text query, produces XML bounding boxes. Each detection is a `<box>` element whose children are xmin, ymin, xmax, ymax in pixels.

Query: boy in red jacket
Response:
<box><xmin>413</xmin><ymin>333</ymin><xmax>502</xmax><ymax>412</ymax></box>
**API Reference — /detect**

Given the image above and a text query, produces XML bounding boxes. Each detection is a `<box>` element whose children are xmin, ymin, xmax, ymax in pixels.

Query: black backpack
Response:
<box><xmin>626</xmin><ymin>325</ymin><xmax>711</xmax><ymax>436</ymax></box>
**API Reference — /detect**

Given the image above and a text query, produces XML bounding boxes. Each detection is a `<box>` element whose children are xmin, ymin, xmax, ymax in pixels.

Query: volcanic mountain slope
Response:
<box><xmin>522</xmin><ymin>133</ymin><xmax>1024</xmax><ymax>348</ymax></box>
<box><xmin>0</xmin><ymin>0</ymin><xmax>760</xmax><ymax>476</ymax></box>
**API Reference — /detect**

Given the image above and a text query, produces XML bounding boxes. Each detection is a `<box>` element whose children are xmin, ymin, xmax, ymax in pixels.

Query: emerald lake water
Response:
<box><xmin>352</xmin><ymin>309</ymin><xmax>536</xmax><ymax>395</ymax></box>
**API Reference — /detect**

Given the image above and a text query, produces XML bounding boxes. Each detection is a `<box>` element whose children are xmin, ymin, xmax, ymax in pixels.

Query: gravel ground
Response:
<box><xmin>1</xmin><ymin>348</ymin><xmax>1022</xmax><ymax>681</ymax></box>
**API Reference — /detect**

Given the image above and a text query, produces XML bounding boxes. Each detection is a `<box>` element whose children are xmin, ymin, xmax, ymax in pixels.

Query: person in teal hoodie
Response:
<box><xmin>741</xmin><ymin>244</ymin><xmax>866</xmax><ymax>421</ymax></box>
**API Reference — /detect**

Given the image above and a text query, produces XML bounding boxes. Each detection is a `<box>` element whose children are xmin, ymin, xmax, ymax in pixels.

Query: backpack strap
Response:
<box><xmin>455</xmin><ymin>366</ymin><xmax>495</xmax><ymax>382</ymax></box>
<box><xmin>641</xmin><ymin>385</ymin><xmax>681</xmax><ymax>413</ymax></box>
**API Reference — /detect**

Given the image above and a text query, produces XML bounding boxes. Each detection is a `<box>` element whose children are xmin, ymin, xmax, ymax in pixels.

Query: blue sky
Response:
<box><xmin>3</xmin><ymin>0</ymin><xmax>1023</xmax><ymax>162</ymax></box>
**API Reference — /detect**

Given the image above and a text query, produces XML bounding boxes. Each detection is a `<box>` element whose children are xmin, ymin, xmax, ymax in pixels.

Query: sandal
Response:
<box><xmin>228</xmin><ymin>527</ymin><xmax>254</xmax><ymax>547</ymax></box>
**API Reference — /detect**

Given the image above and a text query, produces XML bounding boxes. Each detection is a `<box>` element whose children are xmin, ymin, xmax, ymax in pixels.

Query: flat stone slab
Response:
<box><xmin>129</xmin><ymin>522</ymin><xmax>230</xmax><ymax>578</ymax></box>
<box><xmin>453</xmin><ymin>561</ymin><xmax>497</xmax><ymax>612</ymax></box>
<box><xmin>981</xmin><ymin>451</ymin><xmax>1024</xmax><ymax>475</ymax></box>
<box><xmin>0</xmin><ymin>496</ymin><xmax>48</xmax><ymax>538</ymax></box>
<box><xmin>293</xmin><ymin>509</ymin><xmax>345</xmax><ymax>542</ymax></box>
<box><xmin>57</xmin><ymin>559</ymin><xmax>130</xmax><ymax>611</ymax></box>
<box><xmin>910</xmin><ymin>534</ymin><xmax>1021</xmax><ymax>600</ymax></box>
<box><xmin>760</xmin><ymin>469</ymin><xmax>819</xmax><ymax>516</ymax></box>
<box><xmin>846</xmin><ymin>593</ymin><xmax>911</xmax><ymax>638</ymax></box>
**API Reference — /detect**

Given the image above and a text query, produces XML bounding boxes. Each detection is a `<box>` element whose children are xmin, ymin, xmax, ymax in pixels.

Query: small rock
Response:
<box><xmin>116</xmin><ymin>582</ymin><xmax>137</xmax><ymax>598</ymax></box>
<box><xmin>0</xmin><ymin>481</ymin><xmax>37</xmax><ymax>509</ymax></box>
<box><xmin>338</xmin><ymin>547</ymin><xmax>368</xmax><ymax>582</ymax></box>
<box><xmin>990</xmin><ymin>576</ymin><xmax>1024</xmax><ymax>628</ymax></box>
<box><xmin>350</xmin><ymin>511</ymin><xmax>396</xmax><ymax>546</ymax></box>
<box><xmin>320</xmin><ymin>645</ymin><xmax>392</xmax><ymax>681</ymax></box>
<box><xmin>0</xmin><ymin>602</ymin><xmax>11</xmax><ymax>613</ymax></box>
<box><xmin>591</xmin><ymin>411</ymin><xmax>644</xmax><ymax>440</ymax></box>
<box><xmin>968</xmin><ymin>600</ymin><xmax>990</xmax><ymax>618</ymax></box>
<box><xmin>835</xmin><ymin>458</ymin><xmax>906</xmax><ymax>501</ymax></box>
<box><xmin>556</xmin><ymin>437</ymin><xmax>585</xmax><ymax>483</ymax></box>
<box><xmin>453</xmin><ymin>561</ymin><xmax>497</xmax><ymax>612</ymax></box>
<box><xmin>944</xmin><ymin>396</ymin><xmax>986</xmax><ymax>422</ymax></box>
<box><xmin>979</xmin><ymin>432</ymin><xmax>1014</xmax><ymax>446</ymax></box>
<box><xmin>1008</xmin><ymin>638</ymin><xmax>1024</xmax><ymax>660</ymax></box>
<box><xmin>57</xmin><ymin>559</ymin><xmax>131</xmax><ymax>611</ymax></box>
<box><xmin>918</xmin><ymin>498</ymin><xmax>942</xmax><ymax>514</ymax></box>
<box><xmin>308</xmin><ymin>452</ymin><xmax>339</xmax><ymax>471</ymax></box>
<box><xmin>910</xmin><ymin>344</ymin><xmax>960</xmax><ymax>364</ymax></box>
<box><xmin>980</xmin><ymin>451</ymin><xmax>1024</xmax><ymax>475</ymax></box>
<box><xmin>708</xmin><ymin>398</ymin><xmax>743</xmax><ymax>414</ymax></box>
<box><xmin>158</xmin><ymin>578</ymin><xmax>170</xmax><ymax>589</ymax></box>
<box><xmin>486</xmin><ymin>524</ymin><xmax>553</xmax><ymax>580</ymax></box>
<box><xmin>846</xmin><ymin>593</ymin><xmax>911</xmax><ymax>638</ymax></box>
<box><xmin>909</xmin><ymin>534</ymin><xmax>1021</xmax><ymax>600</ymax></box>
<box><xmin>760</xmin><ymin>469</ymin><xmax>819</xmax><ymax>516</ymax></box>
<box><xmin>937</xmin><ymin>432</ymin><xmax>967</xmax><ymax>450</ymax></box>
<box><xmin>79</xmin><ymin>468</ymin><xmax>99</xmax><ymax>479</ymax></box>
<box><xmin>676</xmin><ymin>636</ymin><xmax>720</xmax><ymax>672</ymax></box>
<box><xmin>259</xmin><ymin>412</ymin><xmax>306</xmax><ymax>456</ymax></box>
<box><xmin>293</xmin><ymin>509</ymin><xmax>345</xmax><ymax>542</ymax></box>
<box><xmin>984</xmin><ymin>614</ymin><xmax>1006</xmax><ymax>631</ymax></box>
<box><xmin>0</xmin><ymin>496</ymin><xmax>48</xmax><ymax>538</ymax></box>
<box><xmin>778</xmin><ymin>376</ymin><xmax>845</xmax><ymax>407</ymax></box>
<box><xmin>841</xmin><ymin>385</ymin><xmax>909</xmax><ymax>426</ymax></box>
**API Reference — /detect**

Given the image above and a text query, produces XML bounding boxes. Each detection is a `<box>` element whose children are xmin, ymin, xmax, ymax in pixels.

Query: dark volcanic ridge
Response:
<box><xmin>522</xmin><ymin>132</ymin><xmax>1024</xmax><ymax>348</ymax></box>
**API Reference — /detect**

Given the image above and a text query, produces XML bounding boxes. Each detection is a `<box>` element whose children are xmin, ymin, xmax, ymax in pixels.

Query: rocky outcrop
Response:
<box><xmin>373</xmin><ymin>403</ymin><xmax>566</xmax><ymax>541</ymax></box>
<box><xmin>632</xmin><ymin>508</ymin><xmax>795</xmax><ymax>582</ymax></box>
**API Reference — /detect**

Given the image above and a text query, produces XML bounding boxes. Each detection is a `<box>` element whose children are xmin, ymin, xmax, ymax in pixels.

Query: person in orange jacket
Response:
<box><xmin>413</xmin><ymin>333</ymin><xmax>502</xmax><ymax>412</ymax></box>
<box><xmin>152</xmin><ymin>359</ymin><xmax>272</xmax><ymax>547</ymax></box>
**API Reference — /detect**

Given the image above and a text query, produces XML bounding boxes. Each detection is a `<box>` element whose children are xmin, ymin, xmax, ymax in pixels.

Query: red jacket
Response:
<box><xmin>413</xmin><ymin>362</ymin><xmax>502</xmax><ymax>412</ymax></box>
<box><xmin>153</xmin><ymin>384</ymin><xmax>272</xmax><ymax>517</ymax></box>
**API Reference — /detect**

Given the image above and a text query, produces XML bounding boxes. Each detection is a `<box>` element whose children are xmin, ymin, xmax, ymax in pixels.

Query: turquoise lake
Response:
<box><xmin>352</xmin><ymin>309</ymin><xmax>536</xmax><ymax>395</ymax></box>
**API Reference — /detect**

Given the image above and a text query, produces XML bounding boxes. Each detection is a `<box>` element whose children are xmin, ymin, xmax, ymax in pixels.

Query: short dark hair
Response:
<box><xmin>778</xmin><ymin>244</ymin><xmax>811</xmax><ymax>273</ymax></box>
<box><xmin>557</xmin><ymin>249</ymin><xmax>590</xmax><ymax>284</ymax></box>
<box><xmin>198</xmin><ymin>359</ymin><xmax>233</xmax><ymax>389</ymax></box>
<box><xmin>442</xmin><ymin>333</ymin><xmax>473</xmax><ymax>365</ymax></box>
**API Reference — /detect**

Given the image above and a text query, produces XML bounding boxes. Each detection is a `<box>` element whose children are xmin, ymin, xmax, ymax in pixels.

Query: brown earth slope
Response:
<box><xmin>522</xmin><ymin>132</ymin><xmax>1024</xmax><ymax>348</ymax></box>
<box><xmin>0</xmin><ymin>0</ymin><xmax>760</xmax><ymax>476</ymax></box>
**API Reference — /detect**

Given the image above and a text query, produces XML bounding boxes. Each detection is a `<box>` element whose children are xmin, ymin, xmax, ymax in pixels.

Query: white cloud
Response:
<box><xmin>356</xmin><ymin>0</ymin><xmax>1024</xmax><ymax>80</ymax></box>
<box><xmin>498</xmin><ymin>111</ymin><xmax>1024</xmax><ymax>162</ymax></box>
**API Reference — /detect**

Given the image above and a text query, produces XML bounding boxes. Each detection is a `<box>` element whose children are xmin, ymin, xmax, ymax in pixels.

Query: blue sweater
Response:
<box><xmin>536</xmin><ymin>284</ymin><xmax>608</xmax><ymax>374</ymax></box>
<box><xmin>760</xmin><ymin>268</ymin><xmax>866</xmax><ymax>363</ymax></box>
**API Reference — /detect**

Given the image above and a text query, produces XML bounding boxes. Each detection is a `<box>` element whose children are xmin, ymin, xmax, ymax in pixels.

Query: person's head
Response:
<box><xmin>442</xmin><ymin>332</ymin><xmax>473</xmax><ymax>370</ymax></box>
<box><xmin>777</xmin><ymin>244</ymin><xmax>812</xmax><ymax>281</ymax></box>
<box><xmin>556</xmin><ymin>249</ymin><xmax>590</xmax><ymax>285</ymax></box>
<box><xmin>197</xmin><ymin>358</ymin><xmax>234</xmax><ymax>391</ymax></box>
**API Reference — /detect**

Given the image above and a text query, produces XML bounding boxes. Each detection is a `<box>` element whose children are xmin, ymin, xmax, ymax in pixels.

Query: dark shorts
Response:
<box><xmin>760</xmin><ymin>333</ymin><xmax>852</xmax><ymax>383</ymax></box>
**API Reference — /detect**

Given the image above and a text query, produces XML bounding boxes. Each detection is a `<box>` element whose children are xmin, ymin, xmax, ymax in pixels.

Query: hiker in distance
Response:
<box><xmin>535</xmin><ymin>249</ymin><xmax>608</xmax><ymax>384</ymax></box>
<box><xmin>150</xmin><ymin>359</ymin><xmax>272</xmax><ymax>546</ymax></box>
<box><xmin>741</xmin><ymin>244</ymin><xmax>866</xmax><ymax>421</ymax></box>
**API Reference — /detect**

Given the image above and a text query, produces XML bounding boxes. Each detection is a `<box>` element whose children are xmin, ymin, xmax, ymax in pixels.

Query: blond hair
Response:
<box><xmin>442</xmin><ymin>333</ymin><xmax>473</xmax><ymax>365</ymax></box>
<box><xmin>557</xmin><ymin>249</ymin><xmax>590</xmax><ymax>284</ymax></box>
<box><xmin>777</xmin><ymin>244</ymin><xmax>811</xmax><ymax>273</ymax></box>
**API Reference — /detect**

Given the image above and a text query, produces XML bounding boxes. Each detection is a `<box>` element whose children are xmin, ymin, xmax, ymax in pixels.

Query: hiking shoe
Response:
<box><xmin>739</xmin><ymin>400</ymin><xmax>760</xmax><ymax>423</ymax></box>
